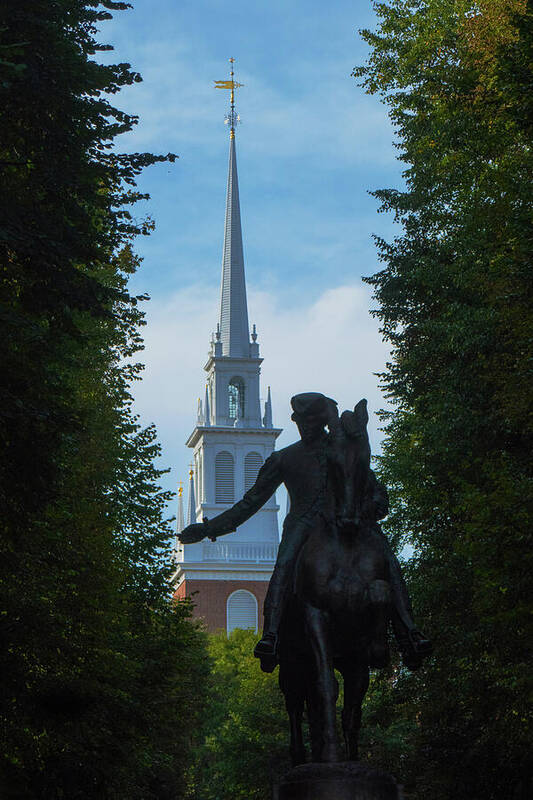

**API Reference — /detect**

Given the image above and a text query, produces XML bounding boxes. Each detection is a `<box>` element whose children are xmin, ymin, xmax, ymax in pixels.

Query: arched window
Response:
<box><xmin>227</xmin><ymin>590</ymin><xmax>258</xmax><ymax>634</ymax></box>
<box><xmin>215</xmin><ymin>451</ymin><xmax>234</xmax><ymax>503</ymax></box>
<box><xmin>228</xmin><ymin>377</ymin><xmax>245</xmax><ymax>420</ymax></box>
<box><xmin>244</xmin><ymin>451</ymin><xmax>263</xmax><ymax>492</ymax></box>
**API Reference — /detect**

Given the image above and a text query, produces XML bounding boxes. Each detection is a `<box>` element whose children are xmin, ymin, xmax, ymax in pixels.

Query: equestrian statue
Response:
<box><xmin>179</xmin><ymin>392</ymin><xmax>431</xmax><ymax>766</ymax></box>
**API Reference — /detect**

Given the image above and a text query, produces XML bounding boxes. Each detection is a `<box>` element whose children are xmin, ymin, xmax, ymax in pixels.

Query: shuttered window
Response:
<box><xmin>244</xmin><ymin>451</ymin><xmax>263</xmax><ymax>492</ymax></box>
<box><xmin>215</xmin><ymin>451</ymin><xmax>234</xmax><ymax>503</ymax></box>
<box><xmin>227</xmin><ymin>590</ymin><xmax>257</xmax><ymax>634</ymax></box>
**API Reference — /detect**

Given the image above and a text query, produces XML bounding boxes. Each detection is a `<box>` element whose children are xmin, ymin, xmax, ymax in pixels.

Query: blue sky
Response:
<box><xmin>98</xmin><ymin>1</ymin><xmax>403</xmax><ymax>518</ymax></box>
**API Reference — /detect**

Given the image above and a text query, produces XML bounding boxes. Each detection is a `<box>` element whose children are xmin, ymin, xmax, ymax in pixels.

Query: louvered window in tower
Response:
<box><xmin>215</xmin><ymin>451</ymin><xmax>234</xmax><ymax>503</ymax></box>
<box><xmin>244</xmin><ymin>451</ymin><xmax>263</xmax><ymax>492</ymax></box>
<box><xmin>228</xmin><ymin>377</ymin><xmax>245</xmax><ymax>420</ymax></box>
<box><xmin>227</xmin><ymin>590</ymin><xmax>258</xmax><ymax>634</ymax></box>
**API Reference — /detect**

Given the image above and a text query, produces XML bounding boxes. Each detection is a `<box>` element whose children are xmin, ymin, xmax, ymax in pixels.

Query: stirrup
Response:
<box><xmin>397</xmin><ymin>628</ymin><xmax>432</xmax><ymax>671</ymax></box>
<box><xmin>408</xmin><ymin>628</ymin><xmax>433</xmax><ymax>656</ymax></box>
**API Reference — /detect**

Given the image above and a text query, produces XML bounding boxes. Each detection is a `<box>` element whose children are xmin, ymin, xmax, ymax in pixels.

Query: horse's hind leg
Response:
<box><xmin>338</xmin><ymin>658</ymin><xmax>369</xmax><ymax>762</ymax></box>
<box><xmin>304</xmin><ymin>605</ymin><xmax>340</xmax><ymax>763</ymax></box>
<box><xmin>279</xmin><ymin>661</ymin><xmax>307</xmax><ymax>766</ymax></box>
<box><xmin>288</xmin><ymin>704</ymin><xmax>306</xmax><ymax>766</ymax></box>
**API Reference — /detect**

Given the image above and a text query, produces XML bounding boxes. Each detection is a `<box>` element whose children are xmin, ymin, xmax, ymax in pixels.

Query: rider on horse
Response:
<box><xmin>178</xmin><ymin>392</ymin><xmax>431</xmax><ymax>672</ymax></box>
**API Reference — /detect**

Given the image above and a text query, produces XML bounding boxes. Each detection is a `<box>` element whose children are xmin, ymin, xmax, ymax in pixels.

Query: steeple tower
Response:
<box><xmin>215</xmin><ymin>58</ymin><xmax>249</xmax><ymax>358</ymax></box>
<box><xmin>172</xmin><ymin>61</ymin><xmax>282</xmax><ymax>634</ymax></box>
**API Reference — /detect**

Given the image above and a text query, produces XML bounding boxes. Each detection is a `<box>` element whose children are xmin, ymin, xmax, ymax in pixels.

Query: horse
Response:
<box><xmin>277</xmin><ymin>401</ymin><xmax>392</xmax><ymax>765</ymax></box>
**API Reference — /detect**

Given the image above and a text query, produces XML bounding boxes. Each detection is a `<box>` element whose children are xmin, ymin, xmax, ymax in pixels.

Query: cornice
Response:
<box><xmin>186</xmin><ymin>425</ymin><xmax>282</xmax><ymax>448</ymax></box>
<box><xmin>204</xmin><ymin>354</ymin><xmax>263</xmax><ymax>372</ymax></box>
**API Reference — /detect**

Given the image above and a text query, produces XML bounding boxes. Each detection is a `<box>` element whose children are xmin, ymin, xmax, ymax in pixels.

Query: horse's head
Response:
<box><xmin>334</xmin><ymin>399</ymin><xmax>371</xmax><ymax>529</ymax></box>
<box><xmin>340</xmin><ymin>398</ymin><xmax>369</xmax><ymax>437</ymax></box>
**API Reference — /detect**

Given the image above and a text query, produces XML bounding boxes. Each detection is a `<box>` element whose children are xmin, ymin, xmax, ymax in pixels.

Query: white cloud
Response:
<box><xmin>132</xmin><ymin>280</ymin><xmax>390</xmax><ymax>506</ymax></box>
<box><xmin>248</xmin><ymin>283</ymin><xmax>390</xmax><ymax>450</ymax></box>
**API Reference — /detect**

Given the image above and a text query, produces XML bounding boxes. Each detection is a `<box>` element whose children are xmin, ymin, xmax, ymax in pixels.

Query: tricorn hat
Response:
<box><xmin>290</xmin><ymin>392</ymin><xmax>336</xmax><ymax>421</ymax></box>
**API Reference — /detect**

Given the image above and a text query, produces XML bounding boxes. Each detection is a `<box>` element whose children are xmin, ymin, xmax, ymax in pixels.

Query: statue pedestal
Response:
<box><xmin>277</xmin><ymin>762</ymin><xmax>400</xmax><ymax>800</ymax></box>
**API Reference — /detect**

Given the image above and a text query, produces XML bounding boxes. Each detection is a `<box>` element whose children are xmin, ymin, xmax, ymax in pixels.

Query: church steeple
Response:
<box><xmin>219</xmin><ymin>136</ymin><xmax>249</xmax><ymax>357</ymax></box>
<box><xmin>173</xmin><ymin>63</ymin><xmax>283</xmax><ymax>634</ymax></box>
<box><xmin>215</xmin><ymin>59</ymin><xmax>249</xmax><ymax>358</ymax></box>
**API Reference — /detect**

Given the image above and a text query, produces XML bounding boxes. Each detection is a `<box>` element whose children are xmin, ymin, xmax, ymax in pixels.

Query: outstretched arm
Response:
<box><xmin>179</xmin><ymin>452</ymin><xmax>283</xmax><ymax>543</ymax></box>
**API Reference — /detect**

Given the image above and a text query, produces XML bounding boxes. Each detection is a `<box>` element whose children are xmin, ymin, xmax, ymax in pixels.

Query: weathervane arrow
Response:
<box><xmin>214</xmin><ymin>57</ymin><xmax>243</xmax><ymax>137</ymax></box>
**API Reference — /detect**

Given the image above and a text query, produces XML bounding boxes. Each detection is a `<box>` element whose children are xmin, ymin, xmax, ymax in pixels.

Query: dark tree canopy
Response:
<box><xmin>0</xmin><ymin>2</ymin><xmax>208</xmax><ymax>797</ymax></box>
<box><xmin>354</xmin><ymin>1</ymin><xmax>532</xmax><ymax>797</ymax></box>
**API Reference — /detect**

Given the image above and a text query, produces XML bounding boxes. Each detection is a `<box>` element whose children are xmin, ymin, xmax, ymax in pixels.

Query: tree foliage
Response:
<box><xmin>188</xmin><ymin>630</ymin><xmax>290</xmax><ymax>800</ymax></box>
<box><xmin>355</xmin><ymin>1</ymin><xmax>532</xmax><ymax>797</ymax></box>
<box><xmin>0</xmin><ymin>2</ymin><xmax>208</xmax><ymax>797</ymax></box>
<box><xmin>187</xmin><ymin>631</ymin><xmax>421</xmax><ymax>799</ymax></box>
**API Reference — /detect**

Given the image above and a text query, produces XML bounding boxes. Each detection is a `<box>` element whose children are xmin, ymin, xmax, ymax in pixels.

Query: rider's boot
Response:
<box><xmin>393</xmin><ymin>619</ymin><xmax>432</xmax><ymax>671</ymax></box>
<box><xmin>253</xmin><ymin>631</ymin><xmax>278</xmax><ymax>673</ymax></box>
<box><xmin>382</xmin><ymin>532</ymin><xmax>433</xmax><ymax>668</ymax></box>
<box><xmin>254</xmin><ymin>535</ymin><xmax>300</xmax><ymax>672</ymax></box>
<box><xmin>254</xmin><ymin>600</ymin><xmax>283</xmax><ymax>673</ymax></box>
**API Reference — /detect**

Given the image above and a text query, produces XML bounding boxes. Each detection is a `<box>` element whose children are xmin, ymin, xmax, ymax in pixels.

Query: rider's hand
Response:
<box><xmin>178</xmin><ymin>522</ymin><xmax>208</xmax><ymax>544</ymax></box>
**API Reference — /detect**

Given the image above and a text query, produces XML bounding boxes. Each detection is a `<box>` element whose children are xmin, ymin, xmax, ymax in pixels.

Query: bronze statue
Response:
<box><xmin>179</xmin><ymin>392</ymin><xmax>431</xmax><ymax>765</ymax></box>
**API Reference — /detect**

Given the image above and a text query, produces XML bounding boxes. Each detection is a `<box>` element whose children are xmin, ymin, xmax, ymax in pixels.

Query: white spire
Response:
<box><xmin>187</xmin><ymin>466</ymin><xmax>196</xmax><ymax>525</ymax></box>
<box><xmin>174</xmin><ymin>482</ymin><xmax>185</xmax><ymax>561</ymax></box>
<box><xmin>204</xmin><ymin>385</ymin><xmax>211</xmax><ymax>427</ymax></box>
<box><xmin>263</xmin><ymin>386</ymin><xmax>273</xmax><ymax>428</ymax></box>
<box><xmin>176</xmin><ymin>483</ymin><xmax>185</xmax><ymax>533</ymax></box>
<box><xmin>219</xmin><ymin>133</ymin><xmax>250</xmax><ymax>358</ymax></box>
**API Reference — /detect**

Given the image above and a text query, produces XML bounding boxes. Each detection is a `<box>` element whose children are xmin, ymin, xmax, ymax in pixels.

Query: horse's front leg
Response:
<box><xmin>337</xmin><ymin>657</ymin><xmax>369</xmax><ymax>761</ymax></box>
<box><xmin>304</xmin><ymin>605</ymin><xmax>340</xmax><ymax>763</ymax></box>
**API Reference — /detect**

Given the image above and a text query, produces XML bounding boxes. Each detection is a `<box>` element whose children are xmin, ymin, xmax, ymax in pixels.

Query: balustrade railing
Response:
<box><xmin>202</xmin><ymin>541</ymin><xmax>278</xmax><ymax>563</ymax></box>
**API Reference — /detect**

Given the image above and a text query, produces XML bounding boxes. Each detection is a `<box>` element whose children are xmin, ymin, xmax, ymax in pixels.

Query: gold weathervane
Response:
<box><xmin>214</xmin><ymin>57</ymin><xmax>243</xmax><ymax>138</ymax></box>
